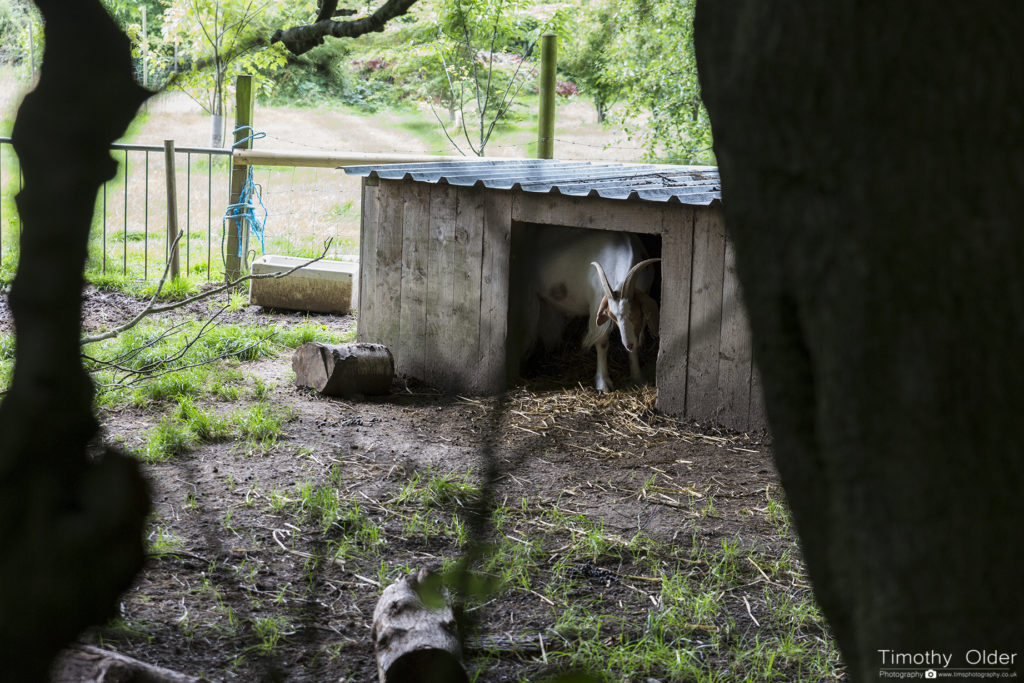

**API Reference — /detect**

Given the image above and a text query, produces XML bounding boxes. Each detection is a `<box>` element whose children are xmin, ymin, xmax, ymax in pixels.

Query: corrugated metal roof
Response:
<box><xmin>342</xmin><ymin>159</ymin><xmax>721</xmax><ymax>206</ymax></box>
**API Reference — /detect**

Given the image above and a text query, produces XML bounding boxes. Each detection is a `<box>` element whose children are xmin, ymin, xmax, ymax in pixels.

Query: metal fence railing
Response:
<box><xmin>0</xmin><ymin>136</ymin><xmax>233</xmax><ymax>282</ymax></box>
<box><xmin>0</xmin><ymin>140</ymin><xmax>468</xmax><ymax>286</ymax></box>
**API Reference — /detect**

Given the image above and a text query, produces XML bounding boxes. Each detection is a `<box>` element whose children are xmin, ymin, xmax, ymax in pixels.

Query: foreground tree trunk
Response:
<box><xmin>0</xmin><ymin>1</ymin><xmax>151</xmax><ymax>679</ymax></box>
<box><xmin>694</xmin><ymin>4</ymin><xmax>1024</xmax><ymax>681</ymax></box>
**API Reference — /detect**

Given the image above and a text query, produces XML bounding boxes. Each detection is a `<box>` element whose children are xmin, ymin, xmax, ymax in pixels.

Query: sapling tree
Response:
<box><xmin>432</xmin><ymin>0</ymin><xmax>565</xmax><ymax>156</ymax></box>
<box><xmin>155</xmin><ymin>0</ymin><xmax>291</xmax><ymax>147</ymax></box>
<box><xmin>559</xmin><ymin>0</ymin><xmax>622</xmax><ymax>124</ymax></box>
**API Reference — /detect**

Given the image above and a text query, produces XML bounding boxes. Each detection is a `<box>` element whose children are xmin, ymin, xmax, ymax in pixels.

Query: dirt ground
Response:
<box><xmin>3</xmin><ymin>287</ymin><xmax>833</xmax><ymax>682</ymax></box>
<box><xmin>2</xmin><ymin>71</ymin><xmax>834</xmax><ymax>683</ymax></box>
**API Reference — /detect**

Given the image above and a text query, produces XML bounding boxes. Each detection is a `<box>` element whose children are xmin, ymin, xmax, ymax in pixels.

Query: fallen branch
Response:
<box><xmin>52</xmin><ymin>645</ymin><xmax>199</xmax><ymax>683</ymax></box>
<box><xmin>81</xmin><ymin>237</ymin><xmax>333</xmax><ymax>345</ymax></box>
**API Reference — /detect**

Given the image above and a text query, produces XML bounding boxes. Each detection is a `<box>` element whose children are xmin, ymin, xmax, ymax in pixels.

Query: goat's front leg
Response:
<box><xmin>595</xmin><ymin>337</ymin><xmax>614</xmax><ymax>392</ymax></box>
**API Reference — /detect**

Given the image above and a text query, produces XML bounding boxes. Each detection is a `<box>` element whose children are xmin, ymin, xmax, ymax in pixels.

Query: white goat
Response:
<box><xmin>515</xmin><ymin>227</ymin><xmax>661</xmax><ymax>391</ymax></box>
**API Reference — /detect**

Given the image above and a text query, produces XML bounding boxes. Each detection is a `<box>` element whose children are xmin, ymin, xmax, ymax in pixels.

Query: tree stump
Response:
<box><xmin>371</xmin><ymin>568</ymin><xmax>467</xmax><ymax>683</ymax></box>
<box><xmin>292</xmin><ymin>342</ymin><xmax>394</xmax><ymax>397</ymax></box>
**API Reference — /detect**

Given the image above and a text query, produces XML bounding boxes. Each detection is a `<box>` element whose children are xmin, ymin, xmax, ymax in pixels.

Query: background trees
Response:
<box><xmin>432</xmin><ymin>0</ymin><xmax>564</xmax><ymax>155</ymax></box>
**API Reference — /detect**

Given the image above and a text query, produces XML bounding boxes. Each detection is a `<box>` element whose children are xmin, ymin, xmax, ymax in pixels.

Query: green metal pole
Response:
<box><xmin>537</xmin><ymin>33</ymin><xmax>558</xmax><ymax>160</ymax></box>
<box><xmin>225</xmin><ymin>74</ymin><xmax>254</xmax><ymax>282</ymax></box>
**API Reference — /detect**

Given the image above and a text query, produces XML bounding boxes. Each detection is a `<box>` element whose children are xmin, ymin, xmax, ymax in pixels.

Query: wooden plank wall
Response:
<box><xmin>358</xmin><ymin>178</ymin><xmax>764</xmax><ymax>430</ymax></box>
<box><xmin>358</xmin><ymin>179</ymin><xmax>512</xmax><ymax>394</ymax></box>
<box><xmin>478</xmin><ymin>193</ymin><xmax>513</xmax><ymax>393</ymax></box>
<box><xmin>357</xmin><ymin>178</ymin><xmax>380</xmax><ymax>337</ymax></box>
<box><xmin>398</xmin><ymin>182</ymin><xmax>430</xmax><ymax>380</ymax></box>
<box><xmin>655</xmin><ymin>207</ymin><xmax>694</xmax><ymax>418</ymax></box>
<box><xmin>717</xmin><ymin>232</ymin><xmax>754</xmax><ymax>429</ymax></box>
<box><xmin>425</xmin><ymin>184</ymin><xmax>458</xmax><ymax>386</ymax></box>
<box><xmin>685</xmin><ymin>206</ymin><xmax>726</xmax><ymax>423</ymax></box>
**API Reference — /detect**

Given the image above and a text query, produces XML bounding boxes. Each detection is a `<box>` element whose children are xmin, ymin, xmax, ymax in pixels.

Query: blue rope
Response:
<box><xmin>222</xmin><ymin>126</ymin><xmax>268</xmax><ymax>260</ymax></box>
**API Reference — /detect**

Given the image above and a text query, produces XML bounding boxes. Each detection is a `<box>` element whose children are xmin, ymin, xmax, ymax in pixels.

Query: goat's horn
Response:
<box><xmin>591</xmin><ymin>261</ymin><xmax>615</xmax><ymax>301</ymax></box>
<box><xmin>622</xmin><ymin>258</ymin><xmax>661</xmax><ymax>298</ymax></box>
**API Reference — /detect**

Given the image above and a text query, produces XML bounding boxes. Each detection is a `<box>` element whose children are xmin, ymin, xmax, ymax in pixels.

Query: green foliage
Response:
<box><xmin>604</xmin><ymin>0</ymin><xmax>712</xmax><ymax>163</ymax></box>
<box><xmin>0</xmin><ymin>0</ymin><xmax>41</xmax><ymax>76</ymax></box>
<box><xmin>270</xmin><ymin>38</ymin><xmax>385</xmax><ymax>109</ymax></box>
<box><xmin>429</xmin><ymin>0</ymin><xmax>566</xmax><ymax>154</ymax></box>
<box><xmin>164</xmin><ymin>0</ymin><xmax>290</xmax><ymax>110</ymax></box>
<box><xmin>558</xmin><ymin>0</ymin><xmax>622</xmax><ymax>123</ymax></box>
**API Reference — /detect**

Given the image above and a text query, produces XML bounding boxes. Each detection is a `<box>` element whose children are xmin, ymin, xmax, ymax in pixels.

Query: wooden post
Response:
<box><xmin>225</xmin><ymin>74</ymin><xmax>254</xmax><ymax>282</ymax></box>
<box><xmin>163</xmin><ymin>140</ymin><xmax>180</xmax><ymax>280</ymax></box>
<box><xmin>536</xmin><ymin>33</ymin><xmax>557</xmax><ymax>160</ymax></box>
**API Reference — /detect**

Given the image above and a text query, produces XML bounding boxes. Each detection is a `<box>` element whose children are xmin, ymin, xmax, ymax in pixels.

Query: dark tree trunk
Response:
<box><xmin>695</xmin><ymin>4</ymin><xmax>1024</xmax><ymax>681</ymax></box>
<box><xmin>0</xmin><ymin>1</ymin><xmax>151</xmax><ymax>679</ymax></box>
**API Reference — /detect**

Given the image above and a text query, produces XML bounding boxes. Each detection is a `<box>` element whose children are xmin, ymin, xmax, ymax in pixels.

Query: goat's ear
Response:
<box><xmin>638</xmin><ymin>292</ymin><xmax>660</xmax><ymax>337</ymax></box>
<box><xmin>596</xmin><ymin>296</ymin><xmax>611</xmax><ymax>326</ymax></box>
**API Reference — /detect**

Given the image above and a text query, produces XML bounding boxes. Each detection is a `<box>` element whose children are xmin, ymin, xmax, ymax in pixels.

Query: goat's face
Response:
<box><xmin>593</xmin><ymin>256</ymin><xmax>662</xmax><ymax>353</ymax></box>
<box><xmin>597</xmin><ymin>291</ymin><xmax>659</xmax><ymax>353</ymax></box>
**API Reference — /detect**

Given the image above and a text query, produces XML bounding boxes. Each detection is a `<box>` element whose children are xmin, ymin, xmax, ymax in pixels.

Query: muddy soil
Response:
<box><xmin>5</xmin><ymin>287</ymin><xmax>810</xmax><ymax>681</ymax></box>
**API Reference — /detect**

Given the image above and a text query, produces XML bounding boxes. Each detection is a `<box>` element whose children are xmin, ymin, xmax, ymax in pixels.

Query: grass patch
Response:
<box><xmin>86</xmin><ymin>319</ymin><xmax>348</xmax><ymax>408</ymax></box>
<box><xmin>146</xmin><ymin>523</ymin><xmax>185</xmax><ymax>556</ymax></box>
<box><xmin>141</xmin><ymin>416</ymin><xmax>195</xmax><ymax>462</ymax></box>
<box><xmin>233</xmin><ymin>403</ymin><xmax>291</xmax><ymax>448</ymax></box>
<box><xmin>177</xmin><ymin>396</ymin><xmax>232</xmax><ymax>442</ymax></box>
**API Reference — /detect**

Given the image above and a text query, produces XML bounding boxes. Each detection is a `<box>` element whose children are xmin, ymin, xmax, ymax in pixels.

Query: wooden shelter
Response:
<box><xmin>344</xmin><ymin>160</ymin><xmax>765</xmax><ymax>431</ymax></box>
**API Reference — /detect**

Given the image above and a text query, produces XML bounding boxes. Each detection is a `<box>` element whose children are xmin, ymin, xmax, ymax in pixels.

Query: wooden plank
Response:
<box><xmin>717</xmin><ymin>225</ymin><xmax>754</xmax><ymax>430</ymax></box>
<box><xmin>398</xmin><ymin>182</ymin><xmax>430</xmax><ymax>380</ymax></box>
<box><xmin>233</xmin><ymin>149</ymin><xmax>504</xmax><ymax>168</ymax></box>
<box><xmin>374</xmin><ymin>179</ymin><xmax>405</xmax><ymax>353</ymax></box>
<box><xmin>656</xmin><ymin>206</ymin><xmax>694</xmax><ymax>417</ymax></box>
<box><xmin>477</xmin><ymin>191</ymin><xmax>513</xmax><ymax>393</ymax></box>
<box><xmin>425</xmin><ymin>184</ymin><xmax>458</xmax><ymax>389</ymax></box>
<box><xmin>749</xmin><ymin>362</ymin><xmax>768</xmax><ymax>432</ymax></box>
<box><xmin>451</xmin><ymin>186</ymin><xmax>486</xmax><ymax>391</ymax></box>
<box><xmin>357</xmin><ymin>178</ymin><xmax>380</xmax><ymax>342</ymax></box>
<box><xmin>512</xmin><ymin>193</ymin><xmax>664</xmax><ymax>234</ymax></box>
<box><xmin>685</xmin><ymin>206</ymin><xmax>726</xmax><ymax>424</ymax></box>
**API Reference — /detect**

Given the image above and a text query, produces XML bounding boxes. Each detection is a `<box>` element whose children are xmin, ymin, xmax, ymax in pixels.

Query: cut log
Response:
<box><xmin>51</xmin><ymin>645</ymin><xmax>199</xmax><ymax>683</ymax></box>
<box><xmin>371</xmin><ymin>568</ymin><xmax>467</xmax><ymax>683</ymax></box>
<box><xmin>292</xmin><ymin>342</ymin><xmax>394</xmax><ymax>397</ymax></box>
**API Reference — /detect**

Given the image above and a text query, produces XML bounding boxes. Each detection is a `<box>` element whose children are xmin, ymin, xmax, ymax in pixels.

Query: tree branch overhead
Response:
<box><xmin>272</xmin><ymin>0</ymin><xmax>420</xmax><ymax>55</ymax></box>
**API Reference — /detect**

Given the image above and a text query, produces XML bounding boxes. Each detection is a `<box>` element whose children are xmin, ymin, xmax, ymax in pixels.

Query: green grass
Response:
<box><xmin>233</xmin><ymin>403</ymin><xmax>291</xmax><ymax>448</ymax></box>
<box><xmin>171</xmin><ymin>439</ymin><xmax>842</xmax><ymax>682</ymax></box>
<box><xmin>86</xmin><ymin>319</ymin><xmax>347</xmax><ymax>408</ymax></box>
<box><xmin>146</xmin><ymin>522</ymin><xmax>185</xmax><ymax>556</ymax></box>
<box><xmin>249</xmin><ymin>615</ymin><xmax>293</xmax><ymax>656</ymax></box>
<box><xmin>177</xmin><ymin>396</ymin><xmax>232</xmax><ymax>442</ymax></box>
<box><xmin>141</xmin><ymin>415</ymin><xmax>196</xmax><ymax>462</ymax></box>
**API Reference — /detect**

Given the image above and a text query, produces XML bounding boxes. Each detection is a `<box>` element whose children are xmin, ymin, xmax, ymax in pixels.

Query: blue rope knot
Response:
<box><xmin>222</xmin><ymin>126</ymin><xmax>268</xmax><ymax>259</ymax></box>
